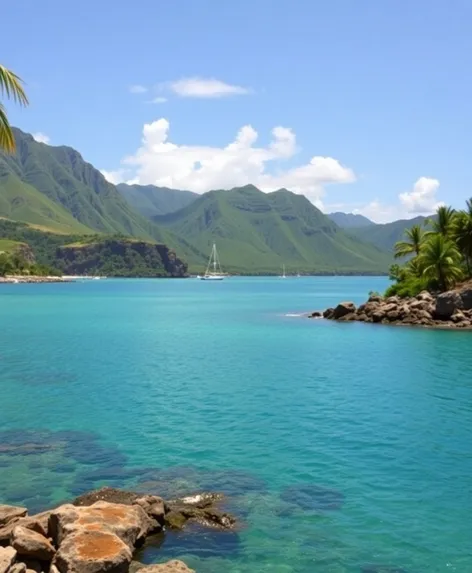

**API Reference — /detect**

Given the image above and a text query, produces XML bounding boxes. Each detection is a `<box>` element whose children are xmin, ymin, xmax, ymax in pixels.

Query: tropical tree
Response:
<box><xmin>418</xmin><ymin>234</ymin><xmax>463</xmax><ymax>291</ymax></box>
<box><xmin>394</xmin><ymin>224</ymin><xmax>426</xmax><ymax>259</ymax></box>
<box><xmin>430</xmin><ymin>205</ymin><xmax>456</xmax><ymax>238</ymax></box>
<box><xmin>452</xmin><ymin>198</ymin><xmax>472</xmax><ymax>276</ymax></box>
<box><xmin>0</xmin><ymin>65</ymin><xmax>28</xmax><ymax>152</ymax></box>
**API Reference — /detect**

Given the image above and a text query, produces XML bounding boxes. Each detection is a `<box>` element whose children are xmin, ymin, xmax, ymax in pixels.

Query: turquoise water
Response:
<box><xmin>1</xmin><ymin>277</ymin><xmax>471</xmax><ymax>573</ymax></box>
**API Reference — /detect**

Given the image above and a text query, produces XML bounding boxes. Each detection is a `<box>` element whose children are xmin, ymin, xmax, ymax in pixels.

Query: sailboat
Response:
<box><xmin>199</xmin><ymin>243</ymin><xmax>225</xmax><ymax>280</ymax></box>
<box><xmin>280</xmin><ymin>264</ymin><xmax>286</xmax><ymax>279</ymax></box>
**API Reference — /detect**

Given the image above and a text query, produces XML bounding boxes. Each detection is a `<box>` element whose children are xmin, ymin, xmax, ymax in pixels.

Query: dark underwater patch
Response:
<box><xmin>280</xmin><ymin>483</ymin><xmax>345</xmax><ymax>512</ymax></box>
<box><xmin>361</xmin><ymin>565</ymin><xmax>409</xmax><ymax>573</ymax></box>
<box><xmin>136</xmin><ymin>523</ymin><xmax>241</xmax><ymax>562</ymax></box>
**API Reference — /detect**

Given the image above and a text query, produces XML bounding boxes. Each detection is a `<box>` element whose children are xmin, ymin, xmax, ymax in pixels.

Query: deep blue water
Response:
<box><xmin>1</xmin><ymin>277</ymin><xmax>471</xmax><ymax>573</ymax></box>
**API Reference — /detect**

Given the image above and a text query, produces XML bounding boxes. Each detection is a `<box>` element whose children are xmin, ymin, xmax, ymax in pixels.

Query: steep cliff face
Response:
<box><xmin>55</xmin><ymin>239</ymin><xmax>188</xmax><ymax>277</ymax></box>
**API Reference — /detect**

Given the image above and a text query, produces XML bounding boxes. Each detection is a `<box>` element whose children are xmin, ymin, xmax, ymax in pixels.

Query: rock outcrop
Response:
<box><xmin>0</xmin><ymin>487</ymin><xmax>236</xmax><ymax>573</ymax></box>
<box><xmin>318</xmin><ymin>287</ymin><xmax>472</xmax><ymax>329</ymax></box>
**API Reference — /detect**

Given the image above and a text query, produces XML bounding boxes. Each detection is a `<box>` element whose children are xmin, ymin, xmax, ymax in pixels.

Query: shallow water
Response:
<box><xmin>0</xmin><ymin>277</ymin><xmax>471</xmax><ymax>572</ymax></box>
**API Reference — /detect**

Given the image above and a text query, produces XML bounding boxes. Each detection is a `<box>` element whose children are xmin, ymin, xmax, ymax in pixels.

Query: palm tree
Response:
<box><xmin>0</xmin><ymin>65</ymin><xmax>29</xmax><ymax>153</ymax></box>
<box><xmin>452</xmin><ymin>198</ymin><xmax>472</xmax><ymax>276</ymax></box>
<box><xmin>394</xmin><ymin>224</ymin><xmax>426</xmax><ymax>259</ymax></box>
<box><xmin>430</xmin><ymin>205</ymin><xmax>456</xmax><ymax>238</ymax></box>
<box><xmin>418</xmin><ymin>234</ymin><xmax>463</xmax><ymax>291</ymax></box>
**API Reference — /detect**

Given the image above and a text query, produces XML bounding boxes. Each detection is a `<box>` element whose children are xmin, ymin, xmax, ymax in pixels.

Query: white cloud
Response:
<box><xmin>168</xmin><ymin>77</ymin><xmax>251</xmax><ymax>98</ymax></box>
<box><xmin>32</xmin><ymin>132</ymin><xmax>50</xmax><ymax>144</ymax></box>
<box><xmin>104</xmin><ymin>118</ymin><xmax>355</xmax><ymax>205</ymax></box>
<box><xmin>129</xmin><ymin>85</ymin><xmax>147</xmax><ymax>94</ymax></box>
<box><xmin>352</xmin><ymin>177</ymin><xmax>443</xmax><ymax>223</ymax></box>
<box><xmin>100</xmin><ymin>169</ymin><xmax>127</xmax><ymax>185</ymax></box>
<box><xmin>399</xmin><ymin>176</ymin><xmax>442</xmax><ymax>214</ymax></box>
<box><xmin>149</xmin><ymin>96</ymin><xmax>167</xmax><ymax>104</ymax></box>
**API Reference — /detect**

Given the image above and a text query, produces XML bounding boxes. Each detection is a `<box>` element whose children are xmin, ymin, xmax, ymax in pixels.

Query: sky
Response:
<box><xmin>3</xmin><ymin>0</ymin><xmax>472</xmax><ymax>222</ymax></box>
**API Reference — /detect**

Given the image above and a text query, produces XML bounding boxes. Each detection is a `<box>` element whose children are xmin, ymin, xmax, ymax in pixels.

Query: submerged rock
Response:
<box><xmin>280</xmin><ymin>483</ymin><xmax>345</xmax><ymax>511</ymax></box>
<box><xmin>137</xmin><ymin>562</ymin><xmax>194</xmax><ymax>573</ymax></box>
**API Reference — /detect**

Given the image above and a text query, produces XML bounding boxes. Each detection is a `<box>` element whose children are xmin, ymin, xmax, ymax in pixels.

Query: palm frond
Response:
<box><xmin>0</xmin><ymin>65</ymin><xmax>28</xmax><ymax>106</ymax></box>
<box><xmin>0</xmin><ymin>102</ymin><xmax>15</xmax><ymax>153</ymax></box>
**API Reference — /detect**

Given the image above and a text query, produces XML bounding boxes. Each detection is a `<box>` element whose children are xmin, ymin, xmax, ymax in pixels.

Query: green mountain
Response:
<box><xmin>153</xmin><ymin>185</ymin><xmax>392</xmax><ymax>274</ymax></box>
<box><xmin>117</xmin><ymin>183</ymin><xmax>198</xmax><ymax>217</ymax></box>
<box><xmin>349</xmin><ymin>215</ymin><xmax>429</xmax><ymax>253</ymax></box>
<box><xmin>0</xmin><ymin>161</ymin><xmax>93</xmax><ymax>235</ymax></box>
<box><xmin>328</xmin><ymin>212</ymin><xmax>374</xmax><ymax>228</ymax></box>
<box><xmin>0</xmin><ymin>129</ymin><xmax>177</xmax><ymax>244</ymax></box>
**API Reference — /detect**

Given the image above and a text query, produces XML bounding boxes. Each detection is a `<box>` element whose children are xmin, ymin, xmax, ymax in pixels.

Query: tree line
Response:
<box><xmin>388</xmin><ymin>201</ymin><xmax>472</xmax><ymax>296</ymax></box>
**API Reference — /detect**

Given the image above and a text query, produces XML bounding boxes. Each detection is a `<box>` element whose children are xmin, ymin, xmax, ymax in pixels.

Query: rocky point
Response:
<box><xmin>313</xmin><ymin>283</ymin><xmax>472</xmax><ymax>329</ymax></box>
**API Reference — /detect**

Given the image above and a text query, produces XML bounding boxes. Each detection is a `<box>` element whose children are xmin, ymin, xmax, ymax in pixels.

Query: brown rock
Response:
<box><xmin>308</xmin><ymin>311</ymin><xmax>322</xmax><ymax>318</ymax></box>
<box><xmin>357</xmin><ymin>313</ymin><xmax>367</xmax><ymax>322</ymax></box>
<box><xmin>163</xmin><ymin>511</ymin><xmax>187</xmax><ymax>530</ymax></box>
<box><xmin>49</xmin><ymin>502</ymin><xmax>153</xmax><ymax>549</ymax></box>
<box><xmin>372</xmin><ymin>311</ymin><xmax>385</xmax><ymax>323</ymax></box>
<box><xmin>9</xmin><ymin>564</ymin><xmax>26</xmax><ymax>573</ymax></box>
<box><xmin>386</xmin><ymin>310</ymin><xmax>399</xmax><ymax>321</ymax></box>
<box><xmin>133</xmin><ymin>496</ymin><xmax>165</xmax><ymax>527</ymax></box>
<box><xmin>0</xmin><ymin>505</ymin><xmax>27</xmax><ymax>528</ymax></box>
<box><xmin>338</xmin><ymin>312</ymin><xmax>356</xmax><ymax>321</ymax></box>
<box><xmin>417</xmin><ymin>290</ymin><xmax>434</xmax><ymax>302</ymax></box>
<box><xmin>367</xmin><ymin>294</ymin><xmax>382</xmax><ymax>303</ymax></box>
<box><xmin>72</xmin><ymin>487</ymin><xmax>139</xmax><ymax>508</ymax></box>
<box><xmin>0</xmin><ymin>547</ymin><xmax>17</xmax><ymax>573</ymax></box>
<box><xmin>0</xmin><ymin>512</ymin><xmax>50</xmax><ymax>545</ymax></box>
<box><xmin>333</xmin><ymin>302</ymin><xmax>356</xmax><ymax>319</ymax></box>
<box><xmin>11</xmin><ymin>526</ymin><xmax>55</xmax><ymax>561</ymax></box>
<box><xmin>137</xmin><ymin>561</ymin><xmax>195</xmax><ymax>573</ymax></box>
<box><xmin>53</xmin><ymin>530</ymin><xmax>132</xmax><ymax>573</ymax></box>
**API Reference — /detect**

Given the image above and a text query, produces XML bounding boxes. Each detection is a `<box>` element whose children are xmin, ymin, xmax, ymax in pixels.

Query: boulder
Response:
<box><xmin>357</xmin><ymin>314</ymin><xmax>367</xmax><ymax>322</ymax></box>
<box><xmin>435</xmin><ymin>291</ymin><xmax>463</xmax><ymax>319</ymax></box>
<box><xmin>338</xmin><ymin>312</ymin><xmax>356</xmax><ymax>321</ymax></box>
<box><xmin>53</xmin><ymin>530</ymin><xmax>132</xmax><ymax>573</ymax></box>
<box><xmin>10</xmin><ymin>526</ymin><xmax>55</xmax><ymax>561</ymax></box>
<box><xmin>386</xmin><ymin>310</ymin><xmax>399</xmax><ymax>321</ymax></box>
<box><xmin>308</xmin><ymin>311</ymin><xmax>322</xmax><ymax>318</ymax></box>
<box><xmin>460</xmin><ymin>287</ymin><xmax>472</xmax><ymax>310</ymax></box>
<box><xmin>0</xmin><ymin>505</ymin><xmax>27</xmax><ymax>528</ymax></box>
<box><xmin>323</xmin><ymin>308</ymin><xmax>335</xmax><ymax>319</ymax></box>
<box><xmin>0</xmin><ymin>512</ymin><xmax>51</xmax><ymax>545</ymax></box>
<box><xmin>133</xmin><ymin>496</ymin><xmax>165</xmax><ymax>527</ymax></box>
<box><xmin>0</xmin><ymin>547</ymin><xmax>17</xmax><ymax>573</ymax></box>
<box><xmin>333</xmin><ymin>302</ymin><xmax>356</xmax><ymax>319</ymax></box>
<box><xmin>417</xmin><ymin>290</ymin><xmax>434</xmax><ymax>302</ymax></box>
<box><xmin>367</xmin><ymin>294</ymin><xmax>382</xmax><ymax>303</ymax></box>
<box><xmin>451</xmin><ymin>311</ymin><xmax>466</xmax><ymax>323</ymax></box>
<box><xmin>49</xmin><ymin>502</ymin><xmax>153</xmax><ymax>549</ymax></box>
<box><xmin>137</xmin><ymin>561</ymin><xmax>195</xmax><ymax>573</ymax></box>
<box><xmin>9</xmin><ymin>564</ymin><xmax>26</xmax><ymax>573</ymax></box>
<box><xmin>372</xmin><ymin>311</ymin><xmax>385</xmax><ymax>323</ymax></box>
<box><xmin>409</xmin><ymin>299</ymin><xmax>430</xmax><ymax>311</ymax></box>
<box><xmin>386</xmin><ymin>296</ymin><xmax>400</xmax><ymax>304</ymax></box>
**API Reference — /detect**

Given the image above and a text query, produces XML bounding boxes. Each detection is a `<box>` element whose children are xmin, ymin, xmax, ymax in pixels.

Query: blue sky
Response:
<box><xmin>3</xmin><ymin>0</ymin><xmax>472</xmax><ymax>222</ymax></box>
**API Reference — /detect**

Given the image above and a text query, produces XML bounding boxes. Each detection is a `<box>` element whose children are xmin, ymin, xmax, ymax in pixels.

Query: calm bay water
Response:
<box><xmin>0</xmin><ymin>277</ymin><xmax>471</xmax><ymax>572</ymax></box>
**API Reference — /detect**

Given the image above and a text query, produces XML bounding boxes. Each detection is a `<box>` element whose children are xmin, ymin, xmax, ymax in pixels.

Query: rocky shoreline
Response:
<box><xmin>0</xmin><ymin>276</ymin><xmax>72</xmax><ymax>284</ymax></box>
<box><xmin>0</xmin><ymin>487</ymin><xmax>236</xmax><ymax>573</ymax></box>
<box><xmin>311</xmin><ymin>283</ymin><xmax>472</xmax><ymax>329</ymax></box>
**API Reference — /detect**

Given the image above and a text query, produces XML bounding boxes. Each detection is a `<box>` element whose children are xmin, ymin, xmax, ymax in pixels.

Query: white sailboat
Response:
<box><xmin>199</xmin><ymin>243</ymin><xmax>225</xmax><ymax>280</ymax></box>
<box><xmin>280</xmin><ymin>264</ymin><xmax>286</xmax><ymax>279</ymax></box>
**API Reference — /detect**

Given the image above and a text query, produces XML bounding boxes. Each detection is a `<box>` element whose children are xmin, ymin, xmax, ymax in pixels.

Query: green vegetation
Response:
<box><xmin>154</xmin><ymin>185</ymin><xmax>392</xmax><ymax>274</ymax></box>
<box><xmin>386</xmin><ymin>200</ymin><xmax>472</xmax><ymax>296</ymax></box>
<box><xmin>117</xmin><ymin>183</ymin><xmax>198</xmax><ymax>217</ymax></box>
<box><xmin>0</xmin><ymin>219</ymin><xmax>186</xmax><ymax>277</ymax></box>
<box><xmin>0</xmin><ymin>65</ymin><xmax>28</xmax><ymax>152</ymax></box>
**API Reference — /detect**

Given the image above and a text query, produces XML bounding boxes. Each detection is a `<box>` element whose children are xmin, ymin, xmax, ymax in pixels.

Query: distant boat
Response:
<box><xmin>199</xmin><ymin>243</ymin><xmax>225</xmax><ymax>281</ymax></box>
<box><xmin>280</xmin><ymin>264</ymin><xmax>286</xmax><ymax>279</ymax></box>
